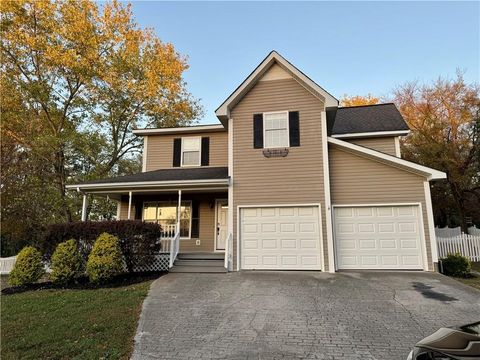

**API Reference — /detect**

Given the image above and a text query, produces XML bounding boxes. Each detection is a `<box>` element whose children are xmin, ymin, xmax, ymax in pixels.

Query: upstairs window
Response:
<box><xmin>263</xmin><ymin>111</ymin><xmax>289</xmax><ymax>148</ymax></box>
<box><xmin>181</xmin><ymin>137</ymin><xmax>201</xmax><ymax>166</ymax></box>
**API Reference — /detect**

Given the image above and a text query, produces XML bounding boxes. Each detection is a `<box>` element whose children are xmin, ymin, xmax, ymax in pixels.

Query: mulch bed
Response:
<box><xmin>1</xmin><ymin>271</ymin><xmax>166</xmax><ymax>295</ymax></box>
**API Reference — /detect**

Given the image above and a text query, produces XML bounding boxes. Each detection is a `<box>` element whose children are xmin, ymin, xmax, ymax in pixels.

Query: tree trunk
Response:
<box><xmin>54</xmin><ymin>147</ymin><xmax>72</xmax><ymax>222</ymax></box>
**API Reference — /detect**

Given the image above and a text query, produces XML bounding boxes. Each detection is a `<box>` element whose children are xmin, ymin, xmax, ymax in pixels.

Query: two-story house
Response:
<box><xmin>68</xmin><ymin>51</ymin><xmax>446</xmax><ymax>273</ymax></box>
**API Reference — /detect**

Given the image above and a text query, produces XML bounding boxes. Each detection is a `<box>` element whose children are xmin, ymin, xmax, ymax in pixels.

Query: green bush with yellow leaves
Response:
<box><xmin>50</xmin><ymin>239</ymin><xmax>84</xmax><ymax>285</ymax></box>
<box><xmin>9</xmin><ymin>246</ymin><xmax>45</xmax><ymax>286</ymax></box>
<box><xmin>86</xmin><ymin>233</ymin><xmax>124</xmax><ymax>283</ymax></box>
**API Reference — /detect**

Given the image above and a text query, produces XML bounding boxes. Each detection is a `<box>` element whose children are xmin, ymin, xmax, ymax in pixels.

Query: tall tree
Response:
<box><xmin>393</xmin><ymin>74</ymin><xmax>480</xmax><ymax>229</ymax></box>
<box><xmin>1</xmin><ymin>0</ymin><xmax>201</xmax><ymax>252</ymax></box>
<box><xmin>340</xmin><ymin>94</ymin><xmax>379</xmax><ymax>107</ymax></box>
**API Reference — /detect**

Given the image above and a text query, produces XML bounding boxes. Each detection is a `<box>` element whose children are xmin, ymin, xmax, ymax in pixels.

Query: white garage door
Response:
<box><xmin>334</xmin><ymin>205</ymin><xmax>424</xmax><ymax>270</ymax></box>
<box><xmin>240</xmin><ymin>206</ymin><xmax>322</xmax><ymax>270</ymax></box>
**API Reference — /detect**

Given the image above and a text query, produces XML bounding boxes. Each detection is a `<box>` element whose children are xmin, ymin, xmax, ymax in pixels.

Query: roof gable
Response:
<box><xmin>215</xmin><ymin>51</ymin><xmax>338</xmax><ymax>124</ymax></box>
<box><xmin>328</xmin><ymin>137</ymin><xmax>446</xmax><ymax>180</ymax></box>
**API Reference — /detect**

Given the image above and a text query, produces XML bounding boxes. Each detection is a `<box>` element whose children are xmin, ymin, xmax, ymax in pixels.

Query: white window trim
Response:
<box><xmin>142</xmin><ymin>200</ymin><xmax>193</xmax><ymax>239</ymax></box>
<box><xmin>181</xmin><ymin>136</ymin><xmax>201</xmax><ymax>167</ymax></box>
<box><xmin>263</xmin><ymin>110</ymin><xmax>290</xmax><ymax>149</ymax></box>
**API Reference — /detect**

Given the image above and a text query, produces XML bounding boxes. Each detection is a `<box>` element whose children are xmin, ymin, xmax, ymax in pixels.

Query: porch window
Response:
<box><xmin>264</xmin><ymin>111</ymin><xmax>289</xmax><ymax>148</ymax></box>
<box><xmin>181</xmin><ymin>137</ymin><xmax>201</xmax><ymax>166</ymax></box>
<box><xmin>143</xmin><ymin>201</ymin><xmax>192</xmax><ymax>238</ymax></box>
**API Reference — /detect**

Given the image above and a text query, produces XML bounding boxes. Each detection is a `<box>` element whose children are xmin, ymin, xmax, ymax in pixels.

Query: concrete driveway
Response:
<box><xmin>132</xmin><ymin>271</ymin><xmax>479</xmax><ymax>360</ymax></box>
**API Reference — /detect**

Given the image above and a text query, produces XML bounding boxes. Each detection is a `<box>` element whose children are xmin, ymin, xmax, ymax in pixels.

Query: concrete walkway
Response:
<box><xmin>132</xmin><ymin>271</ymin><xmax>479</xmax><ymax>360</ymax></box>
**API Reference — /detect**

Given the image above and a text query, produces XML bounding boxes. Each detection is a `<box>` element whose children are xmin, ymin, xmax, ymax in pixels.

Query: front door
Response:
<box><xmin>215</xmin><ymin>200</ymin><xmax>228</xmax><ymax>251</ymax></box>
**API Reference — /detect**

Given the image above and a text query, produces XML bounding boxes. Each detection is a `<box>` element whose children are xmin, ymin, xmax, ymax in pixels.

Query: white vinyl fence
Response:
<box><xmin>435</xmin><ymin>226</ymin><xmax>462</xmax><ymax>238</ymax></box>
<box><xmin>437</xmin><ymin>234</ymin><xmax>480</xmax><ymax>262</ymax></box>
<box><xmin>0</xmin><ymin>256</ymin><xmax>17</xmax><ymax>274</ymax></box>
<box><xmin>468</xmin><ymin>226</ymin><xmax>480</xmax><ymax>237</ymax></box>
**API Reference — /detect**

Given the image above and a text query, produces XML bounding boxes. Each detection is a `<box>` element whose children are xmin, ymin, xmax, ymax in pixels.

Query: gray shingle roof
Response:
<box><xmin>327</xmin><ymin>103</ymin><xmax>410</xmax><ymax>136</ymax></box>
<box><xmin>76</xmin><ymin>167</ymin><xmax>229</xmax><ymax>185</ymax></box>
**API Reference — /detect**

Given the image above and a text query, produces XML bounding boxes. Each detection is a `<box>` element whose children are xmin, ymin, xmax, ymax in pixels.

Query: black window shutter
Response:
<box><xmin>173</xmin><ymin>138</ymin><xmax>181</xmax><ymax>167</ymax></box>
<box><xmin>191</xmin><ymin>200</ymin><xmax>200</xmax><ymax>238</ymax></box>
<box><xmin>253</xmin><ymin>113</ymin><xmax>263</xmax><ymax>149</ymax></box>
<box><xmin>201</xmin><ymin>137</ymin><xmax>210</xmax><ymax>166</ymax></box>
<box><xmin>289</xmin><ymin>111</ymin><xmax>300</xmax><ymax>147</ymax></box>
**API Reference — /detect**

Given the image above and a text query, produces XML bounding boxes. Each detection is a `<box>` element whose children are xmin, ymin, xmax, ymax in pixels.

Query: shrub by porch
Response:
<box><xmin>41</xmin><ymin>220</ymin><xmax>162</xmax><ymax>273</ymax></box>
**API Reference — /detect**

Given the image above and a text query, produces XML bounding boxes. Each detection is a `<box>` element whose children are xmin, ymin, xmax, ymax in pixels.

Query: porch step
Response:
<box><xmin>174</xmin><ymin>259</ymin><xmax>224</xmax><ymax>267</ymax></box>
<box><xmin>170</xmin><ymin>252</ymin><xmax>226</xmax><ymax>273</ymax></box>
<box><xmin>177</xmin><ymin>252</ymin><xmax>225</xmax><ymax>260</ymax></box>
<box><xmin>170</xmin><ymin>265</ymin><xmax>227</xmax><ymax>273</ymax></box>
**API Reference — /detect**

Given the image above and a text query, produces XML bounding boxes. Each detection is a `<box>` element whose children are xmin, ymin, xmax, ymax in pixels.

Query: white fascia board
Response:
<box><xmin>328</xmin><ymin>137</ymin><xmax>446</xmax><ymax>180</ymax></box>
<box><xmin>66</xmin><ymin>178</ymin><xmax>230</xmax><ymax>191</ymax></box>
<box><xmin>331</xmin><ymin>130</ymin><xmax>410</xmax><ymax>139</ymax></box>
<box><xmin>132</xmin><ymin>124</ymin><xmax>225</xmax><ymax>136</ymax></box>
<box><xmin>215</xmin><ymin>51</ymin><xmax>338</xmax><ymax>121</ymax></box>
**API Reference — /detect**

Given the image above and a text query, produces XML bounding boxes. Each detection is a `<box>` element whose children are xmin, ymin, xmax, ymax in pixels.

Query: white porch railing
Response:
<box><xmin>437</xmin><ymin>234</ymin><xmax>480</xmax><ymax>262</ymax></box>
<box><xmin>169</xmin><ymin>230</ymin><xmax>181</xmax><ymax>268</ymax></box>
<box><xmin>161</xmin><ymin>223</ymin><xmax>177</xmax><ymax>239</ymax></box>
<box><xmin>0</xmin><ymin>256</ymin><xmax>17</xmax><ymax>274</ymax></box>
<box><xmin>224</xmin><ymin>233</ymin><xmax>233</xmax><ymax>271</ymax></box>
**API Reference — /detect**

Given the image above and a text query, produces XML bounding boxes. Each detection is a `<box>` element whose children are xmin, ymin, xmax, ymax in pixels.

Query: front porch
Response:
<box><xmin>67</xmin><ymin>167</ymin><xmax>233</xmax><ymax>272</ymax></box>
<box><xmin>116</xmin><ymin>191</ymin><xmax>229</xmax><ymax>254</ymax></box>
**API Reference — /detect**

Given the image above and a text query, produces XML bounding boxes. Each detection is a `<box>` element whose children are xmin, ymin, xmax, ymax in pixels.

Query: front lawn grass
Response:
<box><xmin>1</xmin><ymin>277</ymin><xmax>153</xmax><ymax>360</ymax></box>
<box><xmin>455</xmin><ymin>274</ymin><xmax>480</xmax><ymax>290</ymax></box>
<box><xmin>454</xmin><ymin>262</ymin><xmax>480</xmax><ymax>291</ymax></box>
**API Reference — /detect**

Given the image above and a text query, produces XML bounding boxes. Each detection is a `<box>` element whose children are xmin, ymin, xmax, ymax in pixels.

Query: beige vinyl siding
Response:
<box><xmin>329</xmin><ymin>146</ymin><xmax>433</xmax><ymax>270</ymax></box>
<box><xmin>231</xmin><ymin>77</ymin><xmax>328</xmax><ymax>270</ymax></box>
<box><xmin>349</xmin><ymin>137</ymin><xmax>397</xmax><ymax>156</ymax></box>
<box><xmin>118</xmin><ymin>201</ymin><xmax>135</xmax><ymax>220</ymax></box>
<box><xmin>180</xmin><ymin>201</ymin><xmax>215</xmax><ymax>252</ymax></box>
<box><xmin>145</xmin><ymin>131</ymin><xmax>228</xmax><ymax>171</ymax></box>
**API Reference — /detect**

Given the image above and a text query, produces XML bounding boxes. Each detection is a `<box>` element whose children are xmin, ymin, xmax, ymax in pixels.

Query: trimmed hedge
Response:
<box><xmin>50</xmin><ymin>239</ymin><xmax>84</xmax><ymax>285</ymax></box>
<box><xmin>9</xmin><ymin>246</ymin><xmax>45</xmax><ymax>286</ymax></box>
<box><xmin>42</xmin><ymin>221</ymin><xmax>162</xmax><ymax>273</ymax></box>
<box><xmin>441</xmin><ymin>253</ymin><xmax>471</xmax><ymax>278</ymax></box>
<box><xmin>87</xmin><ymin>233</ymin><xmax>123</xmax><ymax>283</ymax></box>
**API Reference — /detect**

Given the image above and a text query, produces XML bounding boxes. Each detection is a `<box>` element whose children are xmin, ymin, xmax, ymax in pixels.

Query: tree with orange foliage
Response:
<box><xmin>340</xmin><ymin>94</ymin><xmax>379</xmax><ymax>107</ymax></box>
<box><xmin>1</xmin><ymin>0</ymin><xmax>201</xmax><ymax>252</ymax></box>
<box><xmin>394</xmin><ymin>74</ymin><xmax>480</xmax><ymax>229</ymax></box>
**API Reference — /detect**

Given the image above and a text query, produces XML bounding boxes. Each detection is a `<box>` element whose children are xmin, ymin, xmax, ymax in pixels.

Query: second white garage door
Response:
<box><xmin>334</xmin><ymin>205</ymin><xmax>425</xmax><ymax>270</ymax></box>
<box><xmin>240</xmin><ymin>206</ymin><xmax>322</xmax><ymax>270</ymax></box>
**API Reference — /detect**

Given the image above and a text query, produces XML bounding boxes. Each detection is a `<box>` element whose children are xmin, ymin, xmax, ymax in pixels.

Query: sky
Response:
<box><xmin>128</xmin><ymin>1</ymin><xmax>480</xmax><ymax>124</ymax></box>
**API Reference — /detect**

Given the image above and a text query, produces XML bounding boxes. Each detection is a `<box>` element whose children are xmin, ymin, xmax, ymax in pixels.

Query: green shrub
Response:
<box><xmin>9</xmin><ymin>246</ymin><xmax>45</xmax><ymax>286</ymax></box>
<box><xmin>43</xmin><ymin>220</ymin><xmax>161</xmax><ymax>273</ymax></box>
<box><xmin>50</xmin><ymin>239</ymin><xmax>84</xmax><ymax>285</ymax></box>
<box><xmin>441</xmin><ymin>253</ymin><xmax>471</xmax><ymax>278</ymax></box>
<box><xmin>86</xmin><ymin>233</ymin><xmax>123</xmax><ymax>283</ymax></box>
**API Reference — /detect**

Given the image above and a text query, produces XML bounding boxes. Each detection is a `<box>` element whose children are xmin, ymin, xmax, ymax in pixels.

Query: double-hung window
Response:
<box><xmin>181</xmin><ymin>137</ymin><xmax>201</xmax><ymax>166</ymax></box>
<box><xmin>143</xmin><ymin>201</ymin><xmax>192</xmax><ymax>238</ymax></box>
<box><xmin>264</xmin><ymin>111</ymin><xmax>289</xmax><ymax>148</ymax></box>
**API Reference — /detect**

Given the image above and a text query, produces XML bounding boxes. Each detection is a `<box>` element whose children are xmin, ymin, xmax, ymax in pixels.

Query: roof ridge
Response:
<box><xmin>338</xmin><ymin>102</ymin><xmax>396</xmax><ymax>109</ymax></box>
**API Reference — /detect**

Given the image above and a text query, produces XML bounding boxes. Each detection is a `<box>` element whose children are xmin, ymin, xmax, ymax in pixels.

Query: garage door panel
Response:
<box><xmin>334</xmin><ymin>205</ymin><xmax>423</xmax><ymax>270</ymax></box>
<box><xmin>241</xmin><ymin>206</ymin><xmax>321</xmax><ymax>270</ymax></box>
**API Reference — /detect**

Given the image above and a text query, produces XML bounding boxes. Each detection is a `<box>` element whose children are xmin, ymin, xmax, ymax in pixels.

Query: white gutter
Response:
<box><xmin>66</xmin><ymin>178</ymin><xmax>230</xmax><ymax>191</ymax></box>
<box><xmin>331</xmin><ymin>130</ymin><xmax>410</xmax><ymax>139</ymax></box>
<box><xmin>132</xmin><ymin>124</ymin><xmax>225</xmax><ymax>136</ymax></box>
<box><xmin>328</xmin><ymin>137</ymin><xmax>446</xmax><ymax>180</ymax></box>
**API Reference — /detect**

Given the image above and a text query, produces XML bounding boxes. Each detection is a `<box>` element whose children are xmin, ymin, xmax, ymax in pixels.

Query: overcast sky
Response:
<box><xmin>129</xmin><ymin>1</ymin><xmax>480</xmax><ymax>124</ymax></box>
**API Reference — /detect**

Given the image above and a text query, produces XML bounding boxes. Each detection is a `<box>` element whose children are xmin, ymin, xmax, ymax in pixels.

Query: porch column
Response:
<box><xmin>176</xmin><ymin>190</ymin><xmax>182</xmax><ymax>233</ymax></box>
<box><xmin>81</xmin><ymin>194</ymin><xmax>88</xmax><ymax>221</ymax></box>
<box><xmin>127</xmin><ymin>191</ymin><xmax>132</xmax><ymax>220</ymax></box>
